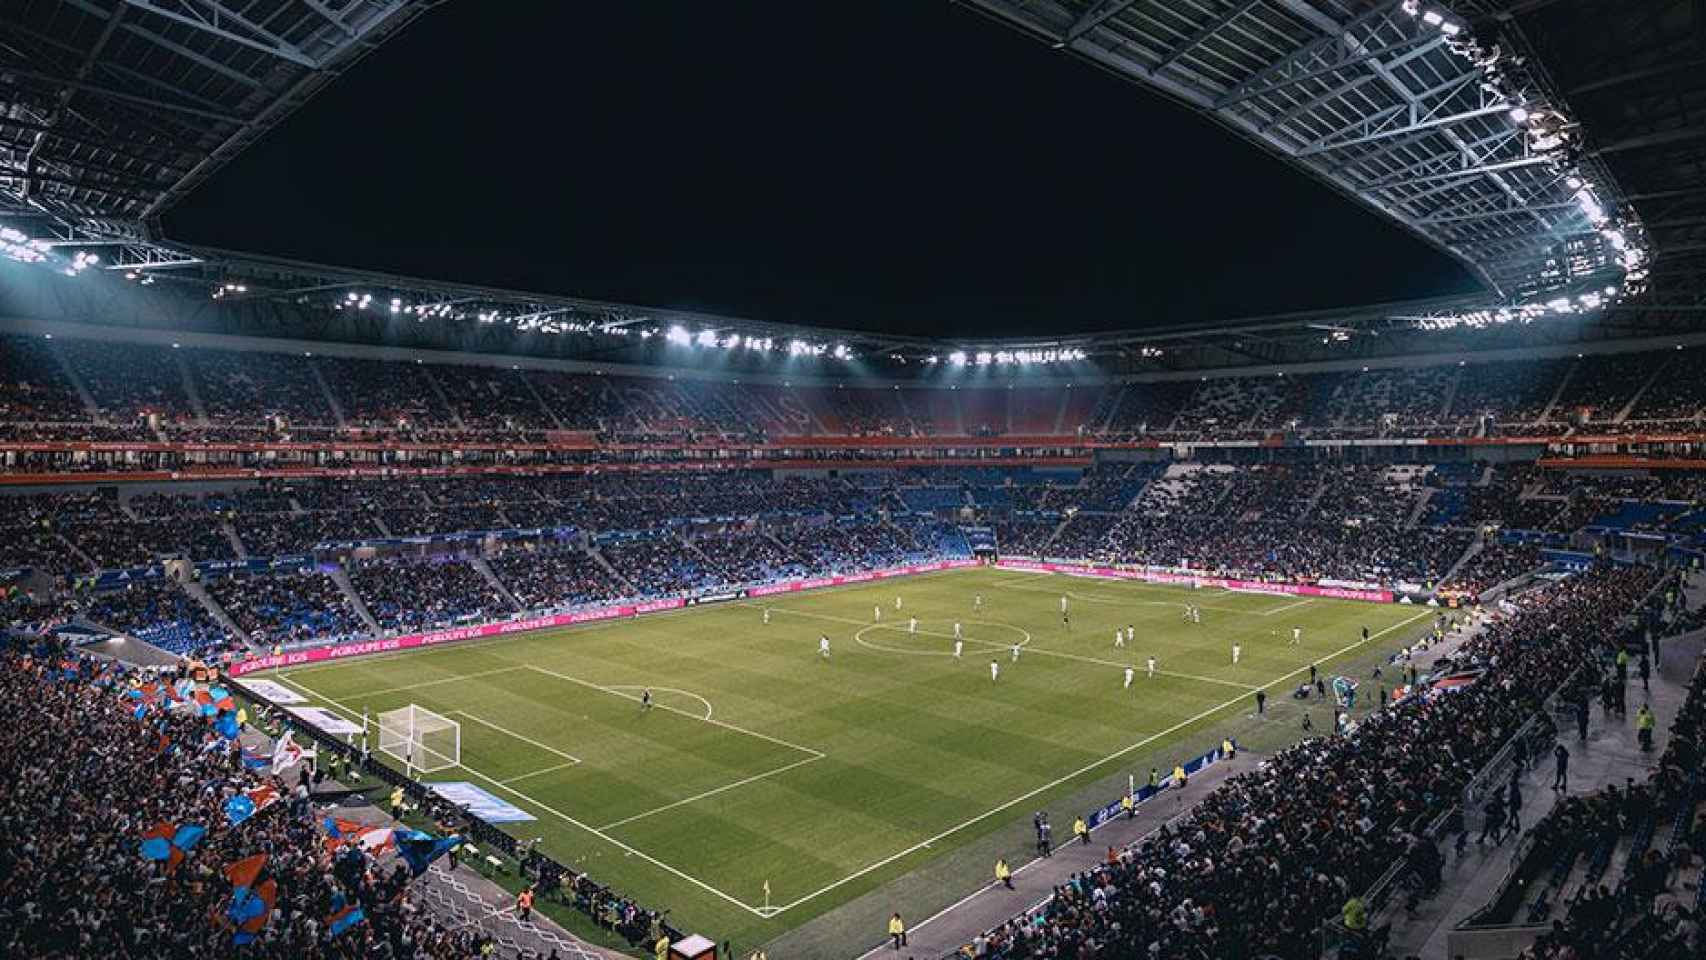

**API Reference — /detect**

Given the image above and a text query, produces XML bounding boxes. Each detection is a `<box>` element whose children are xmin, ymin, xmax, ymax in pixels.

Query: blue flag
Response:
<box><xmin>326</xmin><ymin>893</ymin><xmax>366</xmax><ymax>937</ymax></box>
<box><xmin>395</xmin><ymin>829</ymin><xmax>462</xmax><ymax>877</ymax></box>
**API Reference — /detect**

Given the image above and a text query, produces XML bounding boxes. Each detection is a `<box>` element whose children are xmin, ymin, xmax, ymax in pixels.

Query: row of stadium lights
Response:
<box><xmin>1</xmin><ymin>227</ymin><xmax>100</xmax><ymax>277</ymax></box>
<box><xmin>1398</xmin><ymin>1</ymin><xmax>1650</xmax><ymax>332</ymax></box>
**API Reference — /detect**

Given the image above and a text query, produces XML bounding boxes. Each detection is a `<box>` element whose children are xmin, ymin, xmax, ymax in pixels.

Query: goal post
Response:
<box><xmin>377</xmin><ymin>704</ymin><xmax>461</xmax><ymax>775</ymax></box>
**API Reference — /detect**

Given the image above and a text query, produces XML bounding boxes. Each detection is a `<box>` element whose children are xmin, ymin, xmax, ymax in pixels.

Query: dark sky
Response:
<box><xmin>167</xmin><ymin>1</ymin><xmax>1477</xmax><ymax>338</ymax></box>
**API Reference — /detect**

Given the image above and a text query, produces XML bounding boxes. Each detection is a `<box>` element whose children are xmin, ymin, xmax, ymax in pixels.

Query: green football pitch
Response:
<box><xmin>261</xmin><ymin>567</ymin><xmax>1432</xmax><ymax>949</ymax></box>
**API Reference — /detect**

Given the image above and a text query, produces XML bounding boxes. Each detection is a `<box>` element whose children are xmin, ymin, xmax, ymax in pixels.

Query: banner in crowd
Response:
<box><xmin>1082</xmin><ymin>739</ymin><xmax>1236</xmax><ymax>832</ymax></box>
<box><xmin>230</xmin><ymin>559</ymin><xmax>980</xmax><ymax>676</ymax></box>
<box><xmin>992</xmin><ymin>560</ymin><xmax>1393</xmax><ymax>603</ymax></box>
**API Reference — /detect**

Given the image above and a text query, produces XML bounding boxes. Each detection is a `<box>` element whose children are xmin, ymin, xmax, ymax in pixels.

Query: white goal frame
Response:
<box><xmin>377</xmin><ymin>704</ymin><xmax>461</xmax><ymax>775</ymax></box>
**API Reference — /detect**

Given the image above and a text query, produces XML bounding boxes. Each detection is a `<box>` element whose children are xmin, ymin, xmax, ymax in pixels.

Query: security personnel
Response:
<box><xmin>1222</xmin><ymin>737</ymin><xmax>1236</xmax><ymax>759</ymax></box>
<box><xmin>1173</xmin><ymin>763</ymin><xmax>1188</xmax><ymax>788</ymax></box>
<box><xmin>1121</xmin><ymin>792</ymin><xmax>1135</xmax><ymax>819</ymax></box>
<box><xmin>888</xmin><ymin>912</ymin><xmax>906</xmax><ymax>949</ymax></box>
<box><xmin>390</xmin><ymin>785</ymin><xmax>405</xmax><ymax>819</ymax></box>
<box><xmin>1073</xmin><ymin>815</ymin><xmax>1089</xmax><ymax>845</ymax></box>
<box><xmin>995</xmin><ymin>857</ymin><xmax>1012</xmax><ymax>889</ymax></box>
<box><xmin>1147</xmin><ymin>768</ymin><xmax>1159</xmax><ymax>790</ymax></box>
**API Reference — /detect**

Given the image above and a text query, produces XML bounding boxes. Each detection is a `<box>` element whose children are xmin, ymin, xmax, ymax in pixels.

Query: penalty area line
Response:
<box><xmin>274</xmin><ymin>673</ymin><xmax>773</xmax><ymax>918</ymax></box>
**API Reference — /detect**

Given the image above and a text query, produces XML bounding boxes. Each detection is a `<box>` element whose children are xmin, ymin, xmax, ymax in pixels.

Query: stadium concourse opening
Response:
<box><xmin>4</xmin><ymin>1</ymin><xmax>1706</xmax><ymax>959</ymax></box>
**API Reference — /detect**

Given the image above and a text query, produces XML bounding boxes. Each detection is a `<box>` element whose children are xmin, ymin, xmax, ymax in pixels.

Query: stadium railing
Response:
<box><xmin>230</xmin><ymin>678</ymin><xmax>684</xmax><ymax>949</ymax></box>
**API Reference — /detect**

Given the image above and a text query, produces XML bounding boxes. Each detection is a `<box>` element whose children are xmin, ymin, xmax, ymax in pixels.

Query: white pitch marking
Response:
<box><xmin>360</xmin><ymin>665</ymin><xmax>527</xmax><ymax>697</ymax></box>
<box><xmin>455</xmin><ymin>710</ymin><xmax>583</xmax><ymax>764</ymax></box>
<box><xmin>597</xmin><ymin>754</ymin><xmax>826</xmax><ymax>831</ymax></box>
<box><xmin>273</xmin><ymin>591</ymin><xmax>1433</xmax><ymax>921</ymax></box>
<box><xmin>784</xmin><ymin>609</ymin><xmax>1256</xmax><ymax>691</ymax></box>
<box><xmin>765</xmin><ymin>607</ymin><xmax>1435</xmax><ymax>915</ymax></box>
<box><xmin>1260</xmin><ymin>597</ymin><xmax>1316</xmax><ymax>616</ymax></box>
<box><xmin>501</xmin><ymin>761</ymin><xmax>581</xmax><ymax>785</ymax></box>
<box><xmin>605</xmin><ymin>685</ymin><xmax>715</xmax><ymax>721</ymax></box>
<box><xmin>277</xmin><ymin>673</ymin><xmax>773</xmax><ymax>917</ymax></box>
<box><xmin>524</xmin><ymin>665</ymin><xmax>824</xmax><ymax>759</ymax></box>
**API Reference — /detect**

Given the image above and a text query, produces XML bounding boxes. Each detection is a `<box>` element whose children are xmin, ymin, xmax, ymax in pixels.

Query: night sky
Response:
<box><xmin>167</xmin><ymin>1</ymin><xmax>1478</xmax><ymax>339</ymax></box>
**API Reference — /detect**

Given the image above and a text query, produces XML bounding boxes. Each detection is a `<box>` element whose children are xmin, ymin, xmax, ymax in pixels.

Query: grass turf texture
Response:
<box><xmin>264</xmin><ymin>567</ymin><xmax>1433</xmax><ymax>952</ymax></box>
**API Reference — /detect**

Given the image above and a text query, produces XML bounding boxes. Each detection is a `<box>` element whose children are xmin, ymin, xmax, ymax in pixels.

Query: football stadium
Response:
<box><xmin>2</xmin><ymin>3</ymin><xmax>1705</xmax><ymax>960</ymax></box>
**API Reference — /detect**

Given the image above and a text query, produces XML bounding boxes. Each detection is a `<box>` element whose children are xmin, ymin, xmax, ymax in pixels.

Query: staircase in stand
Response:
<box><xmin>467</xmin><ymin>555</ymin><xmax>523</xmax><ymax>612</ymax></box>
<box><xmin>329</xmin><ymin>564</ymin><xmax>382</xmax><ymax>635</ymax></box>
<box><xmin>181</xmin><ymin>578</ymin><xmax>253</xmax><ymax>650</ymax></box>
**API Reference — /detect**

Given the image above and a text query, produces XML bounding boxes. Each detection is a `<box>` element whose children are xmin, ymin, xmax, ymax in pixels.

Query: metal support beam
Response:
<box><xmin>1367</xmin><ymin>155</ymin><xmax>1550</xmax><ymax>191</ymax></box>
<box><xmin>121</xmin><ymin>0</ymin><xmax>318</xmax><ymax>69</ymax></box>
<box><xmin>1154</xmin><ymin>0</ymin><xmax>1263</xmax><ymax>72</ymax></box>
<box><xmin>1062</xmin><ymin>0</ymin><xmax>1141</xmax><ymax>46</ymax></box>
<box><xmin>1300</xmin><ymin>103</ymin><xmax>1510</xmax><ymax>157</ymax></box>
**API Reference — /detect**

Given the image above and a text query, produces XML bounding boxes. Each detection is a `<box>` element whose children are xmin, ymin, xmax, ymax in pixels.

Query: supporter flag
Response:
<box><xmin>140</xmin><ymin>822</ymin><xmax>206</xmax><ymax>874</ymax></box>
<box><xmin>223</xmin><ymin>785</ymin><xmax>280</xmax><ymax>826</ymax></box>
<box><xmin>395</xmin><ymin>829</ymin><xmax>462</xmax><ymax>877</ymax></box>
<box><xmin>214</xmin><ymin>710</ymin><xmax>241</xmax><ymax>740</ymax></box>
<box><xmin>326</xmin><ymin>893</ymin><xmax>366</xmax><ymax>938</ymax></box>
<box><xmin>322</xmin><ymin>817</ymin><xmax>395</xmax><ymax>855</ymax></box>
<box><xmin>194</xmin><ymin>689</ymin><xmax>215</xmax><ymax>716</ymax></box>
<box><xmin>209</xmin><ymin>687</ymin><xmax>236</xmax><ymax>712</ymax></box>
<box><xmin>272</xmin><ymin>731</ymin><xmax>312</xmax><ymax>774</ymax></box>
<box><xmin>226</xmin><ymin>879</ymin><xmax>276</xmax><ymax>948</ymax></box>
<box><xmin>239</xmin><ymin>746</ymin><xmax>271</xmax><ymax>770</ymax></box>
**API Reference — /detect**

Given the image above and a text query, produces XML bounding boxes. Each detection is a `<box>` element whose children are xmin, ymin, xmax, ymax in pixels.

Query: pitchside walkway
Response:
<box><xmin>853</xmin><ymin>752</ymin><xmax>1246</xmax><ymax>959</ymax></box>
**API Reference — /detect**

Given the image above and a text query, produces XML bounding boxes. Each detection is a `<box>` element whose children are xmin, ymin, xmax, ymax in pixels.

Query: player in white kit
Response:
<box><xmin>1011</xmin><ymin>642</ymin><xmax>1022</xmax><ymax>663</ymax></box>
<box><xmin>953</xmin><ymin>639</ymin><xmax>963</xmax><ymax>659</ymax></box>
<box><xmin>1126</xmin><ymin>625</ymin><xmax>1135</xmax><ymax>646</ymax></box>
<box><xmin>895</xmin><ymin>596</ymin><xmax>903</xmax><ymax>610</ymax></box>
<box><xmin>762</xmin><ymin>608</ymin><xmax>771</xmax><ymax>625</ymax></box>
<box><xmin>1291</xmin><ymin>626</ymin><xmax>1302</xmax><ymax>646</ymax></box>
<box><xmin>1114</xmin><ymin>629</ymin><xmax>1125</xmax><ymax>648</ymax></box>
<box><xmin>873</xmin><ymin>605</ymin><xmax>881</xmax><ymax>622</ymax></box>
<box><xmin>908</xmin><ymin>616</ymin><xmax>918</xmax><ymax>635</ymax></box>
<box><xmin>819</xmin><ymin>635</ymin><xmax>831</xmax><ymax>658</ymax></box>
<box><xmin>954</xmin><ymin>622</ymin><xmax>963</xmax><ymax>639</ymax></box>
<box><xmin>1123</xmin><ymin>666</ymin><xmax>1134</xmax><ymax>689</ymax></box>
<box><xmin>990</xmin><ymin>660</ymin><xmax>1000</xmax><ymax>682</ymax></box>
<box><xmin>1232</xmin><ymin>642</ymin><xmax>1242</xmax><ymax>665</ymax></box>
<box><xmin>1147</xmin><ymin>655</ymin><xmax>1157</xmax><ymax>678</ymax></box>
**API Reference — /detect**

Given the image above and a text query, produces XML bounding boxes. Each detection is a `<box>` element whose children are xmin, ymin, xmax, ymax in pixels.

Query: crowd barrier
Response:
<box><xmin>229</xmin><ymin>679</ymin><xmax>682</xmax><ymax>951</ymax></box>
<box><xmin>229</xmin><ymin>558</ymin><xmax>979</xmax><ymax>676</ymax></box>
<box><xmin>993</xmin><ymin>559</ymin><xmax>1395</xmax><ymax>604</ymax></box>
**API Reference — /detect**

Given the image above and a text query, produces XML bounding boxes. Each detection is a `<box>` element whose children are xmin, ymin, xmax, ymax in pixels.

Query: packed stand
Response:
<box><xmin>81</xmin><ymin>579</ymin><xmax>241</xmax><ymax>657</ymax></box>
<box><xmin>0</xmin><ymin>645</ymin><xmax>498</xmax><ymax>959</ymax></box>
<box><xmin>488</xmin><ymin>545</ymin><xmax>625</xmax><ymax>610</ymax></box>
<box><xmin>206</xmin><ymin>571</ymin><xmax>366</xmax><ymax>646</ymax></box>
<box><xmin>349</xmin><ymin>558</ymin><xmax>513</xmax><ymax>633</ymax></box>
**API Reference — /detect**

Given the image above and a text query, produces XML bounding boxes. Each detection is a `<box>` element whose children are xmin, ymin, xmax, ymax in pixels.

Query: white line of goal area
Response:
<box><xmin>272</xmin><ymin>607</ymin><xmax>1432</xmax><ymax>920</ymax></box>
<box><xmin>777</xmin><ymin>607</ymin><xmax>1259</xmax><ymax>693</ymax></box>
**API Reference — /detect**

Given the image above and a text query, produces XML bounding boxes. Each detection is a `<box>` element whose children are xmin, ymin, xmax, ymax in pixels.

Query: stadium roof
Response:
<box><xmin>0</xmin><ymin>0</ymin><xmax>436</xmax><ymax>261</ymax></box>
<box><xmin>960</xmin><ymin>0</ymin><xmax>1654</xmax><ymax>304</ymax></box>
<box><xmin>1</xmin><ymin>0</ymin><xmax>1699</xmax><ymax>374</ymax></box>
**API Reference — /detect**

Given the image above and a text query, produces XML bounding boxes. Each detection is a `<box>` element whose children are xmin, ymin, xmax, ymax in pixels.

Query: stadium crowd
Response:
<box><xmin>0</xmin><ymin>642</ymin><xmax>494</xmax><ymax>959</ymax></box>
<box><xmin>9</xmin><ymin>334</ymin><xmax>1706</xmax><ymax>445</ymax></box>
<box><xmin>960</xmin><ymin>564</ymin><xmax>1662</xmax><ymax>959</ymax></box>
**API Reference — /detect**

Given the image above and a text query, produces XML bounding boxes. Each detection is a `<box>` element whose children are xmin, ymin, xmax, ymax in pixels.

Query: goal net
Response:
<box><xmin>377</xmin><ymin>704</ymin><xmax>461</xmax><ymax>774</ymax></box>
